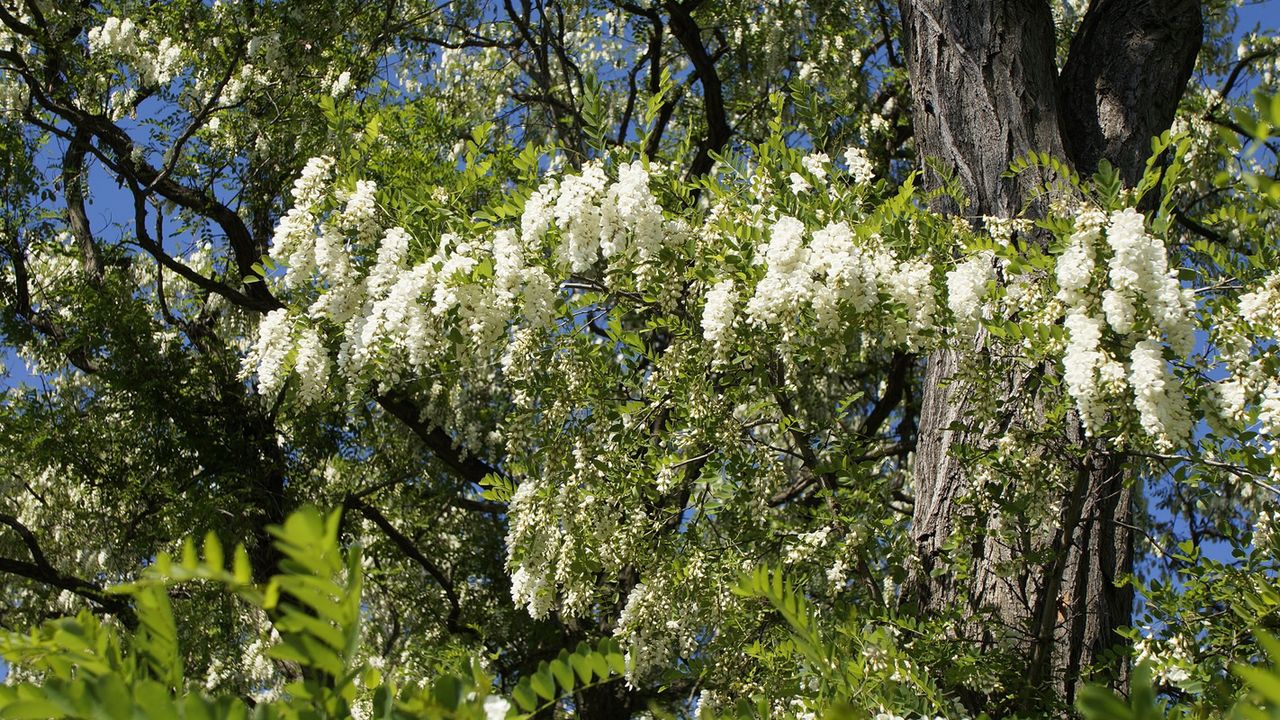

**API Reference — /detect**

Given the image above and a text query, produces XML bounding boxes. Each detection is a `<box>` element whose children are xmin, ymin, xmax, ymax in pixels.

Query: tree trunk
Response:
<box><xmin>898</xmin><ymin>0</ymin><xmax>1200</xmax><ymax>711</ymax></box>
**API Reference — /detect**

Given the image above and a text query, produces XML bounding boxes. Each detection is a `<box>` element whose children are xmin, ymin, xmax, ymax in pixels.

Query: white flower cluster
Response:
<box><xmin>1261</xmin><ymin>381</ymin><xmax>1280</xmax><ymax>437</ymax></box>
<box><xmin>293</xmin><ymin>326</ymin><xmax>332</xmax><ymax>405</ymax></box>
<box><xmin>1128</xmin><ymin>339</ymin><xmax>1191</xmax><ymax>448</ymax></box>
<box><xmin>945</xmin><ymin>251</ymin><xmax>995</xmax><ymax>332</ymax></box>
<box><xmin>1063</xmin><ymin>309</ymin><xmax>1119</xmax><ymax>430</ymax></box>
<box><xmin>842</xmin><ymin>146</ymin><xmax>875</xmax><ymax>186</ymax></box>
<box><xmin>506</xmin><ymin>478</ymin><xmax>559</xmax><ymax>620</ymax></box>
<box><xmin>239</xmin><ymin>309</ymin><xmax>331</xmax><ymax>405</ymax></box>
<box><xmin>270</xmin><ymin>156</ymin><xmax>335</xmax><ymax>288</ymax></box>
<box><xmin>801</xmin><ymin>152</ymin><xmax>830</xmax><ymax>183</ymax></box>
<box><xmin>1255</xmin><ymin>505</ymin><xmax>1279</xmax><ymax>547</ymax></box>
<box><xmin>744</xmin><ymin>216</ymin><xmax>936</xmax><ymax>347</ymax></box>
<box><xmin>552</xmin><ymin>163</ymin><xmax>610</xmax><ymax>273</ymax></box>
<box><xmin>1205</xmin><ymin>271</ymin><xmax>1280</xmax><ymax>449</ymax></box>
<box><xmin>702</xmin><ymin>279</ymin><xmax>739</xmax><ymax>362</ymax></box>
<box><xmin>981</xmin><ymin>215</ymin><xmax>1032</xmax><ymax>244</ymax></box>
<box><xmin>505</xmin><ymin>445</ymin><xmax>656</xmax><ymax>625</ymax></box>
<box><xmin>615</xmin><ymin>579</ymin><xmax>699</xmax><ymax>683</ymax></box>
<box><xmin>1102</xmin><ymin>209</ymin><xmax>1195</xmax><ymax>354</ymax></box>
<box><xmin>600</xmin><ymin>161</ymin><xmax>665</xmax><ymax>269</ymax></box>
<box><xmin>746</xmin><ymin>216</ymin><xmax>809</xmax><ymax>326</ymax></box>
<box><xmin>519</xmin><ymin>160</ymin><xmax>673</xmax><ymax>284</ymax></box>
<box><xmin>1239</xmin><ymin>278</ymin><xmax>1279</xmax><ymax>328</ymax></box>
<box><xmin>241</xmin><ymin>309</ymin><xmax>294</xmax><ymax>399</ymax></box>
<box><xmin>784</xmin><ymin>525</ymin><xmax>832</xmax><ymax>564</ymax></box>
<box><xmin>251</xmin><ymin>151</ymin><xmax>577</xmax><ymax>416</ymax></box>
<box><xmin>340</xmin><ymin>180</ymin><xmax>382</xmax><ymax>244</ymax></box>
<box><xmin>1134</xmin><ymin>632</ymin><xmax>1195</xmax><ymax>686</ymax></box>
<box><xmin>1056</xmin><ymin>207</ymin><xmax>1194</xmax><ymax>447</ymax></box>
<box><xmin>88</xmin><ymin>17</ymin><xmax>185</xmax><ymax>87</ymax></box>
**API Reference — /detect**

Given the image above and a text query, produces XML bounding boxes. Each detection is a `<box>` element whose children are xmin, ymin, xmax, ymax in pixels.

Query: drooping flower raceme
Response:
<box><xmin>843</xmin><ymin>146</ymin><xmax>875</xmax><ymax>186</ymax></box>
<box><xmin>1128</xmin><ymin>339</ymin><xmax>1192</xmax><ymax>449</ymax></box>
<box><xmin>241</xmin><ymin>308</ymin><xmax>295</xmax><ymax>399</ymax></box>
<box><xmin>293</xmin><ymin>325</ymin><xmax>331</xmax><ymax>405</ymax></box>
<box><xmin>1063</xmin><ymin>309</ymin><xmax>1107</xmax><ymax>432</ymax></box>
<box><xmin>746</xmin><ymin>216</ymin><xmax>811</xmax><ymax>327</ymax></box>
<box><xmin>1104</xmin><ymin>208</ymin><xmax>1195</xmax><ymax>354</ymax></box>
<box><xmin>270</xmin><ymin>156</ymin><xmax>335</xmax><ymax>289</ymax></box>
<box><xmin>1055</xmin><ymin>206</ymin><xmax>1195</xmax><ymax>447</ymax></box>
<box><xmin>553</xmin><ymin>163</ymin><xmax>609</xmax><ymax>273</ymax></box>
<box><xmin>702</xmin><ymin>280</ymin><xmax>738</xmax><ymax>362</ymax></box>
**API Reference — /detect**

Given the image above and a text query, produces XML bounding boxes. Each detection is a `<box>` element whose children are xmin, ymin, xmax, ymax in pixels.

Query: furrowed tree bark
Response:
<box><xmin>1059</xmin><ymin>0</ymin><xmax>1204</xmax><ymax>185</ymax></box>
<box><xmin>898</xmin><ymin>0</ymin><xmax>1201</xmax><ymax>711</ymax></box>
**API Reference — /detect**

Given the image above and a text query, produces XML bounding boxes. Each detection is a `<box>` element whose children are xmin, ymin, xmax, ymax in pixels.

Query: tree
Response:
<box><xmin>0</xmin><ymin>0</ymin><xmax>1277</xmax><ymax>717</ymax></box>
<box><xmin>899</xmin><ymin>0</ymin><xmax>1202</xmax><ymax>704</ymax></box>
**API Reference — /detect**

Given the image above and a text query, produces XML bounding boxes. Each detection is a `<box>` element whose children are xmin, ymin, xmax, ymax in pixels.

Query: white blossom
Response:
<box><xmin>801</xmin><ymin>152</ymin><xmax>830</xmax><ymax>184</ymax></box>
<box><xmin>294</xmin><ymin>326</ymin><xmax>331</xmax><ymax>405</ymax></box>
<box><xmin>554</xmin><ymin>163</ymin><xmax>609</xmax><ymax>272</ymax></box>
<box><xmin>1105</xmin><ymin>209</ymin><xmax>1194</xmax><ymax>354</ymax></box>
<box><xmin>1063</xmin><ymin>309</ymin><xmax>1106</xmax><ymax>432</ymax></box>
<box><xmin>746</xmin><ymin>216</ymin><xmax>810</xmax><ymax>326</ymax></box>
<box><xmin>702</xmin><ymin>280</ymin><xmax>738</xmax><ymax>361</ymax></box>
<box><xmin>367</xmin><ymin>227</ymin><xmax>412</xmax><ymax>298</ymax></box>
<box><xmin>340</xmin><ymin>179</ymin><xmax>381</xmax><ymax>243</ymax></box>
<box><xmin>1261</xmin><ymin>380</ymin><xmax>1280</xmax><ymax>436</ymax></box>
<box><xmin>788</xmin><ymin>172</ymin><xmax>812</xmax><ymax>195</ymax></box>
<box><xmin>842</xmin><ymin>146</ymin><xmax>875</xmax><ymax>185</ymax></box>
<box><xmin>946</xmin><ymin>252</ymin><xmax>994</xmax><ymax>331</ymax></box>
<box><xmin>242</xmin><ymin>309</ymin><xmax>295</xmax><ymax>399</ymax></box>
<box><xmin>483</xmin><ymin>696</ymin><xmax>511</xmax><ymax>720</ymax></box>
<box><xmin>1129</xmin><ymin>339</ymin><xmax>1191</xmax><ymax>449</ymax></box>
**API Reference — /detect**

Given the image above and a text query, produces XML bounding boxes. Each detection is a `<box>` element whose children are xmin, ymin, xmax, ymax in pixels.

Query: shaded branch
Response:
<box><xmin>0</xmin><ymin>512</ymin><xmax>133</xmax><ymax>621</ymax></box>
<box><xmin>62</xmin><ymin>127</ymin><xmax>102</xmax><ymax>284</ymax></box>
<box><xmin>376</xmin><ymin>392</ymin><xmax>501</xmax><ymax>485</ymax></box>
<box><xmin>663</xmin><ymin>0</ymin><xmax>731</xmax><ymax>177</ymax></box>
<box><xmin>347</xmin><ymin>498</ymin><xmax>476</xmax><ymax>639</ymax></box>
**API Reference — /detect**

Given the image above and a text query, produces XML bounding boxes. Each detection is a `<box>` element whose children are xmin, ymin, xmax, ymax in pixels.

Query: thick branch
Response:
<box><xmin>663</xmin><ymin>0</ymin><xmax>731</xmax><ymax>177</ymax></box>
<box><xmin>347</xmin><ymin>498</ymin><xmax>475</xmax><ymax>638</ymax></box>
<box><xmin>861</xmin><ymin>351</ymin><xmax>912</xmax><ymax>438</ymax></box>
<box><xmin>62</xmin><ymin>127</ymin><xmax>102</xmax><ymax>284</ymax></box>
<box><xmin>0</xmin><ymin>512</ymin><xmax>133</xmax><ymax>620</ymax></box>
<box><xmin>376</xmin><ymin>392</ymin><xmax>501</xmax><ymax>485</ymax></box>
<box><xmin>0</xmin><ymin>45</ymin><xmax>279</xmax><ymax>311</ymax></box>
<box><xmin>130</xmin><ymin>184</ymin><xmax>273</xmax><ymax>312</ymax></box>
<box><xmin>1058</xmin><ymin>0</ymin><xmax>1203</xmax><ymax>182</ymax></box>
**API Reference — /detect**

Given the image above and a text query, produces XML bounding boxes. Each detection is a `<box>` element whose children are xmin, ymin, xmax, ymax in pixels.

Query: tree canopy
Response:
<box><xmin>0</xmin><ymin>0</ymin><xmax>1278</xmax><ymax>718</ymax></box>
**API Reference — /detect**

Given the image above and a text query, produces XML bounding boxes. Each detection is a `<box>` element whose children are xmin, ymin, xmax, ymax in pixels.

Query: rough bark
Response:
<box><xmin>899</xmin><ymin>0</ymin><xmax>1065</xmax><ymax>217</ymax></box>
<box><xmin>899</xmin><ymin>0</ymin><xmax>1201</xmax><ymax>710</ymax></box>
<box><xmin>1059</xmin><ymin>0</ymin><xmax>1204</xmax><ymax>184</ymax></box>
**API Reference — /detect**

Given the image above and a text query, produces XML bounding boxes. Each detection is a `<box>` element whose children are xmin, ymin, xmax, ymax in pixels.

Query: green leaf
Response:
<box><xmin>233</xmin><ymin>545</ymin><xmax>253</xmax><ymax>585</ymax></box>
<box><xmin>1075</xmin><ymin>685</ymin><xmax>1133</xmax><ymax>720</ymax></box>
<box><xmin>1235</xmin><ymin>664</ymin><xmax>1280</xmax><ymax>704</ymax></box>
<box><xmin>601</xmin><ymin>640</ymin><xmax>626</xmax><ymax>676</ymax></box>
<box><xmin>569</xmin><ymin>649</ymin><xmax>593</xmax><ymax>684</ymax></box>
<box><xmin>511</xmin><ymin>683</ymin><xmax>538</xmax><ymax>712</ymax></box>
<box><xmin>551</xmin><ymin>652</ymin><xmax>576</xmax><ymax>690</ymax></box>
<box><xmin>0</xmin><ymin>699</ymin><xmax>70</xmax><ymax>720</ymax></box>
<box><xmin>530</xmin><ymin>663</ymin><xmax>556</xmax><ymax>700</ymax></box>
<box><xmin>181</xmin><ymin>537</ymin><xmax>198</xmax><ymax>570</ymax></box>
<box><xmin>204</xmin><ymin>531</ymin><xmax>224</xmax><ymax>571</ymax></box>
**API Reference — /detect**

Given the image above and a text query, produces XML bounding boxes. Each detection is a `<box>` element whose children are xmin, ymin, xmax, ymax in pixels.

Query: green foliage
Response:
<box><xmin>1076</xmin><ymin>665</ymin><xmax>1163</xmax><ymax>720</ymax></box>
<box><xmin>0</xmin><ymin>507</ymin><xmax>625</xmax><ymax>719</ymax></box>
<box><xmin>1078</xmin><ymin>634</ymin><xmax>1280</xmax><ymax>720</ymax></box>
<box><xmin>731</xmin><ymin>567</ymin><xmax>956</xmax><ymax>718</ymax></box>
<box><xmin>505</xmin><ymin>639</ymin><xmax>625</xmax><ymax>716</ymax></box>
